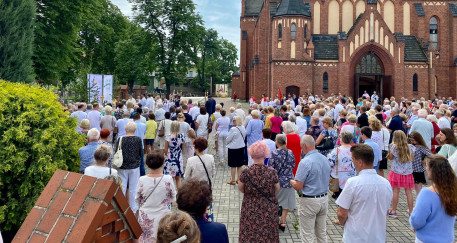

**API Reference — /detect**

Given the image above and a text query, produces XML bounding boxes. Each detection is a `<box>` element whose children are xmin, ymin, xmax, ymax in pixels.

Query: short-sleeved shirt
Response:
<box><xmin>196</xmin><ymin>114</ymin><xmax>209</xmax><ymax>137</ymax></box>
<box><xmin>71</xmin><ymin>110</ymin><xmax>88</xmax><ymax>132</ymax></box>
<box><xmin>84</xmin><ymin>166</ymin><xmax>118</xmax><ymax>178</ymax></box>
<box><xmin>336</xmin><ymin>169</ymin><xmax>393</xmax><ymax>243</ymax></box>
<box><xmin>294</xmin><ymin>150</ymin><xmax>331</xmax><ymax>196</ymax></box>
<box><xmin>412</xmin><ymin>145</ymin><xmax>431</xmax><ymax>172</ymax></box>
<box><xmin>363</xmin><ymin>139</ymin><xmax>382</xmax><ymax>167</ymax></box>
<box><xmin>388</xmin><ymin>116</ymin><xmax>404</xmax><ymax>142</ymax></box>
<box><xmin>145</xmin><ymin>120</ymin><xmax>157</xmax><ymax>139</ymax></box>
<box><xmin>115</xmin><ymin>118</ymin><xmax>132</xmax><ymax>137</ymax></box>
<box><xmin>357</xmin><ymin>113</ymin><xmax>369</xmax><ymax>128</ymax></box>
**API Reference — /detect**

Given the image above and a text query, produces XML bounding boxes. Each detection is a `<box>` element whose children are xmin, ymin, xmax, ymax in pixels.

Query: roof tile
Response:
<box><xmin>311</xmin><ymin>35</ymin><xmax>339</xmax><ymax>60</ymax></box>
<box><xmin>245</xmin><ymin>0</ymin><xmax>264</xmax><ymax>16</ymax></box>
<box><xmin>414</xmin><ymin>3</ymin><xmax>425</xmax><ymax>16</ymax></box>
<box><xmin>275</xmin><ymin>0</ymin><xmax>311</xmax><ymax>17</ymax></box>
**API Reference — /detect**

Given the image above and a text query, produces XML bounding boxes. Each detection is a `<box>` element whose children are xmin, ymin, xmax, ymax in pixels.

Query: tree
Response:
<box><xmin>130</xmin><ymin>0</ymin><xmax>203</xmax><ymax>95</ymax></box>
<box><xmin>0</xmin><ymin>80</ymin><xmax>85</xmax><ymax>240</ymax></box>
<box><xmin>34</xmin><ymin>0</ymin><xmax>89</xmax><ymax>85</ymax></box>
<box><xmin>115</xmin><ymin>24</ymin><xmax>156</xmax><ymax>93</ymax></box>
<box><xmin>0</xmin><ymin>0</ymin><xmax>35</xmax><ymax>83</ymax></box>
<box><xmin>192</xmin><ymin>28</ymin><xmax>218</xmax><ymax>90</ymax></box>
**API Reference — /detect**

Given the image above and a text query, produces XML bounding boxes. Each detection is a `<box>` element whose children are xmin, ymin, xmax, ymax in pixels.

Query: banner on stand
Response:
<box><xmin>87</xmin><ymin>74</ymin><xmax>114</xmax><ymax>104</ymax></box>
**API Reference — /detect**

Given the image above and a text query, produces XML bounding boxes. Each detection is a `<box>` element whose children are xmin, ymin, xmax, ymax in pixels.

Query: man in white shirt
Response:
<box><xmin>295</xmin><ymin>115</ymin><xmax>308</xmax><ymax>137</ymax></box>
<box><xmin>336</xmin><ymin>144</ymin><xmax>393</xmax><ymax>243</ymax></box>
<box><xmin>87</xmin><ymin>103</ymin><xmax>102</xmax><ymax>131</ymax></box>
<box><xmin>371</xmin><ymin>91</ymin><xmax>379</xmax><ymax>104</ymax></box>
<box><xmin>189</xmin><ymin>103</ymin><xmax>201</xmax><ymax>121</ymax></box>
<box><xmin>128</xmin><ymin>95</ymin><xmax>136</xmax><ymax>105</ymax></box>
<box><xmin>235</xmin><ymin>103</ymin><xmax>246</xmax><ymax>123</ymax></box>
<box><xmin>70</xmin><ymin>103</ymin><xmax>88</xmax><ymax>132</ymax></box>
<box><xmin>154</xmin><ymin>103</ymin><xmax>166</xmax><ymax>122</ymax></box>
<box><xmin>334</xmin><ymin>99</ymin><xmax>344</xmax><ymax>122</ymax></box>
<box><xmin>146</xmin><ymin>94</ymin><xmax>155</xmax><ymax>112</ymax></box>
<box><xmin>436</xmin><ymin>109</ymin><xmax>451</xmax><ymax>129</ymax></box>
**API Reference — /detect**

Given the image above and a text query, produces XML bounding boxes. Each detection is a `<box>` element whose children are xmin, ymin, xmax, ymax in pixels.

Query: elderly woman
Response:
<box><xmin>184</xmin><ymin>137</ymin><xmax>215</xmax><ymax>186</ymax></box>
<box><xmin>114</xmin><ymin>122</ymin><xmax>143</xmax><ymax>213</ymax></box>
<box><xmin>246</xmin><ymin>110</ymin><xmax>264</xmax><ymax>148</ymax></box>
<box><xmin>238</xmin><ymin>141</ymin><xmax>279</xmax><ymax>243</ymax></box>
<box><xmin>283</xmin><ymin>121</ymin><xmax>302</xmax><ymax>176</ymax></box>
<box><xmin>80</xmin><ymin>119</ymin><xmax>91</xmax><ymax>136</ymax></box>
<box><xmin>268</xmin><ymin>134</ymin><xmax>296</xmax><ymax>232</ymax></box>
<box><xmin>178</xmin><ymin>179</ymin><xmax>229</xmax><ymax>243</ymax></box>
<box><xmin>315</xmin><ymin>116</ymin><xmax>337</xmax><ymax>157</ymax></box>
<box><xmin>100</xmin><ymin>105</ymin><xmax>117</xmax><ymax>143</ymax></box>
<box><xmin>306</xmin><ymin>116</ymin><xmax>322</xmax><ymax>140</ymax></box>
<box><xmin>195</xmin><ymin>107</ymin><xmax>209</xmax><ymax>139</ymax></box>
<box><xmin>328</xmin><ymin>130</ymin><xmax>356</xmax><ymax>199</ymax></box>
<box><xmin>426</xmin><ymin>115</ymin><xmax>441</xmax><ymax>153</ymax></box>
<box><xmin>136</xmin><ymin>151</ymin><xmax>176</xmax><ymax>243</ymax></box>
<box><xmin>84</xmin><ymin>144</ymin><xmax>117</xmax><ymax>178</ymax></box>
<box><xmin>226</xmin><ymin>116</ymin><xmax>247</xmax><ymax>185</ymax></box>
<box><xmin>157</xmin><ymin>211</ymin><xmax>201</xmax><ymax>243</ymax></box>
<box><xmin>215</xmin><ymin>109</ymin><xmax>230</xmax><ymax>165</ymax></box>
<box><xmin>340</xmin><ymin>114</ymin><xmax>360</xmax><ymax>144</ymax></box>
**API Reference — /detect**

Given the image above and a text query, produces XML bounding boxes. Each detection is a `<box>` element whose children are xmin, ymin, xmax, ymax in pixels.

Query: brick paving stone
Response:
<box><xmin>180</xmin><ymin>98</ymin><xmax>457</xmax><ymax>243</ymax></box>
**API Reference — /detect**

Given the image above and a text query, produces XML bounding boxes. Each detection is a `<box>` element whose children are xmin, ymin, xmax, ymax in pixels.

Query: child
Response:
<box><xmin>408</xmin><ymin>132</ymin><xmax>432</xmax><ymax>195</ymax></box>
<box><xmin>387</xmin><ymin>130</ymin><xmax>416</xmax><ymax>218</ymax></box>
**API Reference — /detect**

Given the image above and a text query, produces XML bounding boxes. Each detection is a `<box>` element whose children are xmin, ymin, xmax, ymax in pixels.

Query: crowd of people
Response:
<box><xmin>66</xmin><ymin>91</ymin><xmax>457</xmax><ymax>243</ymax></box>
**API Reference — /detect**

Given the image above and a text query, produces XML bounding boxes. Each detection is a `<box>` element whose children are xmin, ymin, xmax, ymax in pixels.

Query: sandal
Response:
<box><xmin>236</xmin><ymin>179</ymin><xmax>239</xmax><ymax>184</ymax></box>
<box><xmin>226</xmin><ymin>180</ymin><xmax>236</xmax><ymax>185</ymax></box>
<box><xmin>279</xmin><ymin>222</ymin><xmax>286</xmax><ymax>232</ymax></box>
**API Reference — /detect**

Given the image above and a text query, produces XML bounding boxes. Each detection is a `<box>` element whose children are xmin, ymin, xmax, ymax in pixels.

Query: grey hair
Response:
<box><xmin>275</xmin><ymin>134</ymin><xmax>287</xmax><ymax>149</ymax></box>
<box><xmin>251</xmin><ymin>110</ymin><xmax>260</xmax><ymax>118</ymax></box>
<box><xmin>418</xmin><ymin>109</ymin><xmax>428</xmax><ymax>118</ymax></box>
<box><xmin>236</xmin><ymin>103</ymin><xmax>242</xmax><ymax>109</ymax></box>
<box><xmin>340</xmin><ymin>130</ymin><xmax>353</xmax><ymax>144</ymax></box>
<box><xmin>282</xmin><ymin>121</ymin><xmax>296</xmax><ymax>134</ymax></box>
<box><xmin>87</xmin><ymin>128</ymin><xmax>100</xmax><ymax>140</ymax></box>
<box><xmin>216</xmin><ymin>104</ymin><xmax>222</xmax><ymax>110</ymax></box>
<box><xmin>391</xmin><ymin>107</ymin><xmax>400</xmax><ymax>114</ymax></box>
<box><xmin>143</xmin><ymin>107</ymin><xmax>149</xmax><ymax>113</ymax></box>
<box><xmin>289</xmin><ymin>114</ymin><xmax>297</xmax><ymax>123</ymax></box>
<box><xmin>105</xmin><ymin>105</ymin><xmax>113</xmax><ymax>114</ymax></box>
<box><xmin>426</xmin><ymin>115</ymin><xmax>438</xmax><ymax>123</ymax></box>
<box><xmin>125</xmin><ymin>122</ymin><xmax>137</xmax><ymax>133</ymax></box>
<box><xmin>300</xmin><ymin>135</ymin><xmax>315</xmax><ymax>147</ymax></box>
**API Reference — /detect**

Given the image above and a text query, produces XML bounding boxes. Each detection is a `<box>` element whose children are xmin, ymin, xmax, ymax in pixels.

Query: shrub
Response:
<box><xmin>0</xmin><ymin>80</ymin><xmax>85</xmax><ymax>237</ymax></box>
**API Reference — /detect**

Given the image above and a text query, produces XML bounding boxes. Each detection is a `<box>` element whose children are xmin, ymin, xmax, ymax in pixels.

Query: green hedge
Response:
<box><xmin>0</xmin><ymin>80</ymin><xmax>85</xmax><ymax>235</ymax></box>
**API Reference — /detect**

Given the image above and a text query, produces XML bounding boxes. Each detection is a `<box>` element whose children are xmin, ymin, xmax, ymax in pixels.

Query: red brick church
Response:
<box><xmin>231</xmin><ymin>0</ymin><xmax>457</xmax><ymax>101</ymax></box>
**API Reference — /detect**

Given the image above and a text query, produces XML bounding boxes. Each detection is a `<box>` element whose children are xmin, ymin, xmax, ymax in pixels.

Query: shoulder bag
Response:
<box><xmin>316</xmin><ymin>130</ymin><xmax>335</xmax><ymax>150</ymax></box>
<box><xmin>112</xmin><ymin>137</ymin><xmax>123</xmax><ymax>169</ymax></box>
<box><xmin>158</xmin><ymin>120</ymin><xmax>165</xmax><ymax>137</ymax></box>
<box><xmin>197</xmin><ymin>155</ymin><xmax>212</xmax><ymax>188</ymax></box>
<box><xmin>243</xmin><ymin>168</ymin><xmax>282</xmax><ymax>216</ymax></box>
<box><xmin>135</xmin><ymin>175</ymin><xmax>164</xmax><ymax>218</ymax></box>
<box><xmin>235</xmin><ymin>127</ymin><xmax>246</xmax><ymax>145</ymax></box>
<box><xmin>329</xmin><ymin>148</ymin><xmax>340</xmax><ymax>193</ymax></box>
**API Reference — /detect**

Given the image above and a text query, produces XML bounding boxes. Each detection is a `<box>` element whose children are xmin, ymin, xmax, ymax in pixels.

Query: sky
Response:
<box><xmin>110</xmin><ymin>0</ymin><xmax>241</xmax><ymax>64</ymax></box>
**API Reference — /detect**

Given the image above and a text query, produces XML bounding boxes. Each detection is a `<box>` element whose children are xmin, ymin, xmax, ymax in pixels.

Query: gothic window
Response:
<box><xmin>291</xmin><ymin>24</ymin><xmax>296</xmax><ymax>38</ymax></box>
<box><xmin>430</xmin><ymin>17</ymin><xmax>438</xmax><ymax>49</ymax></box>
<box><xmin>413</xmin><ymin>74</ymin><xmax>418</xmax><ymax>92</ymax></box>
<box><xmin>279</xmin><ymin>24</ymin><xmax>282</xmax><ymax>38</ymax></box>
<box><xmin>355</xmin><ymin>53</ymin><xmax>382</xmax><ymax>74</ymax></box>
<box><xmin>304</xmin><ymin>24</ymin><xmax>307</xmax><ymax>39</ymax></box>
<box><xmin>323</xmin><ymin>72</ymin><xmax>328</xmax><ymax>90</ymax></box>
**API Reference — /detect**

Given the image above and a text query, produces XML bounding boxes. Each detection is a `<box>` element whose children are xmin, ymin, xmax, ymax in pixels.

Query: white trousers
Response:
<box><xmin>298</xmin><ymin>196</ymin><xmax>328</xmax><ymax>243</ymax></box>
<box><xmin>118</xmin><ymin>168</ymin><xmax>140</xmax><ymax>212</ymax></box>
<box><xmin>217</xmin><ymin>134</ymin><xmax>228</xmax><ymax>162</ymax></box>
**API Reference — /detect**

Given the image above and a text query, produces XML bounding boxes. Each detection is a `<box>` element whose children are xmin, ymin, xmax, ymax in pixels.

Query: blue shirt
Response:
<box><xmin>79</xmin><ymin>142</ymin><xmax>99</xmax><ymax>172</ymax></box>
<box><xmin>388</xmin><ymin>115</ymin><xmax>404</xmax><ymax>142</ymax></box>
<box><xmin>195</xmin><ymin>218</ymin><xmax>229</xmax><ymax>243</ymax></box>
<box><xmin>363</xmin><ymin>139</ymin><xmax>382</xmax><ymax>167</ymax></box>
<box><xmin>134</xmin><ymin>121</ymin><xmax>147</xmax><ymax>148</ymax></box>
<box><xmin>246</xmin><ymin>119</ymin><xmax>264</xmax><ymax>147</ymax></box>
<box><xmin>294</xmin><ymin>150</ymin><xmax>331</xmax><ymax>196</ymax></box>
<box><xmin>410</xmin><ymin>188</ymin><xmax>456</xmax><ymax>243</ymax></box>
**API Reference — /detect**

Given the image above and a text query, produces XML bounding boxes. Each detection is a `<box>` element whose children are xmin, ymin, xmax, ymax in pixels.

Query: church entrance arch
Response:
<box><xmin>286</xmin><ymin>86</ymin><xmax>300</xmax><ymax>98</ymax></box>
<box><xmin>350</xmin><ymin>45</ymin><xmax>394</xmax><ymax>102</ymax></box>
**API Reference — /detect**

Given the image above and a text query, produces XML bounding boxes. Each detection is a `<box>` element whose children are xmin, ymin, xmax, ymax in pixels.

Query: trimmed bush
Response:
<box><xmin>0</xmin><ymin>80</ymin><xmax>85</xmax><ymax>236</ymax></box>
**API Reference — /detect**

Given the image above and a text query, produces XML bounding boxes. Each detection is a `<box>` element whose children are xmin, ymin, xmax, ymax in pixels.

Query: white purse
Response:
<box><xmin>112</xmin><ymin>137</ymin><xmax>123</xmax><ymax>169</ymax></box>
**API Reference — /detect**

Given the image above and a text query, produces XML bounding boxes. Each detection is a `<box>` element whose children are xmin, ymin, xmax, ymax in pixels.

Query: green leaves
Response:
<box><xmin>0</xmin><ymin>80</ymin><xmax>85</xmax><ymax>235</ymax></box>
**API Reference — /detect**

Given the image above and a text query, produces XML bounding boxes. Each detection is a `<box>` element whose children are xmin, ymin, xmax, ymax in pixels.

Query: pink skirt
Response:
<box><xmin>388</xmin><ymin>171</ymin><xmax>414</xmax><ymax>189</ymax></box>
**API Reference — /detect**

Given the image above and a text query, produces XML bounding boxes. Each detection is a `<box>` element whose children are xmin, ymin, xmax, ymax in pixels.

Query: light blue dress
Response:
<box><xmin>246</xmin><ymin>119</ymin><xmax>264</xmax><ymax>147</ymax></box>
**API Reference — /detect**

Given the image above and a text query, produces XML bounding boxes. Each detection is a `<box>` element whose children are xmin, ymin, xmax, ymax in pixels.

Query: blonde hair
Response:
<box><xmin>321</xmin><ymin>116</ymin><xmax>333</xmax><ymax>127</ymax></box>
<box><xmin>347</xmin><ymin>114</ymin><xmax>357</xmax><ymax>124</ymax></box>
<box><xmin>170</xmin><ymin>121</ymin><xmax>180</xmax><ymax>135</ymax></box>
<box><xmin>125</xmin><ymin>122</ymin><xmax>137</xmax><ymax>133</ymax></box>
<box><xmin>105</xmin><ymin>105</ymin><xmax>113</xmax><ymax>114</ymax></box>
<box><xmin>126</xmin><ymin>101</ymin><xmax>134</xmax><ymax>110</ymax></box>
<box><xmin>233</xmin><ymin>116</ymin><xmax>242</xmax><ymax>126</ymax></box>
<box><xmin>368</xmin><ymin>116</ymin><xmax>382</xmax><ymax>131</ymax></box>
<box><xmin>80</xmin><ymin>119</ymin><xmax>91</xmax><ymax>130</ymax></box>
<box><xmin>157</xmin><ymin>211</ymin><xmax>200</xmax><ymax>243</ymax></box>
<box><xmin>392</xmin><ymin>130</ymin><xmax>411</xmax><ymax>163</ymax></box>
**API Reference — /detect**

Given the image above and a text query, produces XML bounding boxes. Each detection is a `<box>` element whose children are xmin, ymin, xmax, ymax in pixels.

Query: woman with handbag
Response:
<box><xmin>328</xmin><ymin>130</ymin><xmax>356</xmax><ymax>200</ymax></box>
<box><xmin>238</xmin><ymin>141</ymin><xmax>280</xmax><ymax>243</ymax></box>
<box><xmin>268</xmin><ymin>134</ymin><xmax>296</xmax><ymax>232</ymax></box>
<box><xmin>315</xmin><ymin>117</ymin><xmax>338</xmax><ymax>157</ymax></box>
<box><xmin>226</xmin><ymin>116</ymin><xmax>247</xmax><ymax>185</ymax></box>
<box><xmin>113</xmin><ymin>122</ymin><xmax>143</xmax><ymax>214</ymax></box>
<box><xmin>136</xmin><ymin>151</ymin><xmax>177</xmax><ymax>243</ymax></box>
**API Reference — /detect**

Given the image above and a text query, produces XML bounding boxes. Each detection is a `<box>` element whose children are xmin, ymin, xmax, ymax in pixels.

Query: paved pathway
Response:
<box><xmin>205</xmin><ymin>98</ymin><xmax>457</xmax><ymax>243</ymax></box>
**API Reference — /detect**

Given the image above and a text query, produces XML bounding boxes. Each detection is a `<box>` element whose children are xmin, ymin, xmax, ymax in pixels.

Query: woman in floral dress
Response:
<box><xmin>238</xmin><ymin>141</ymin><xmax>279</xmax><ymax>243</ymax></box>
<box><xmin>136</xmin><ymin>152</ymin><xmax>177</xmax><ymax>243</ymax></box>
<box><xmin>163</xmin><ymin>121</ymin><xmax>185</xmax><ymax>189</ymax></box>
